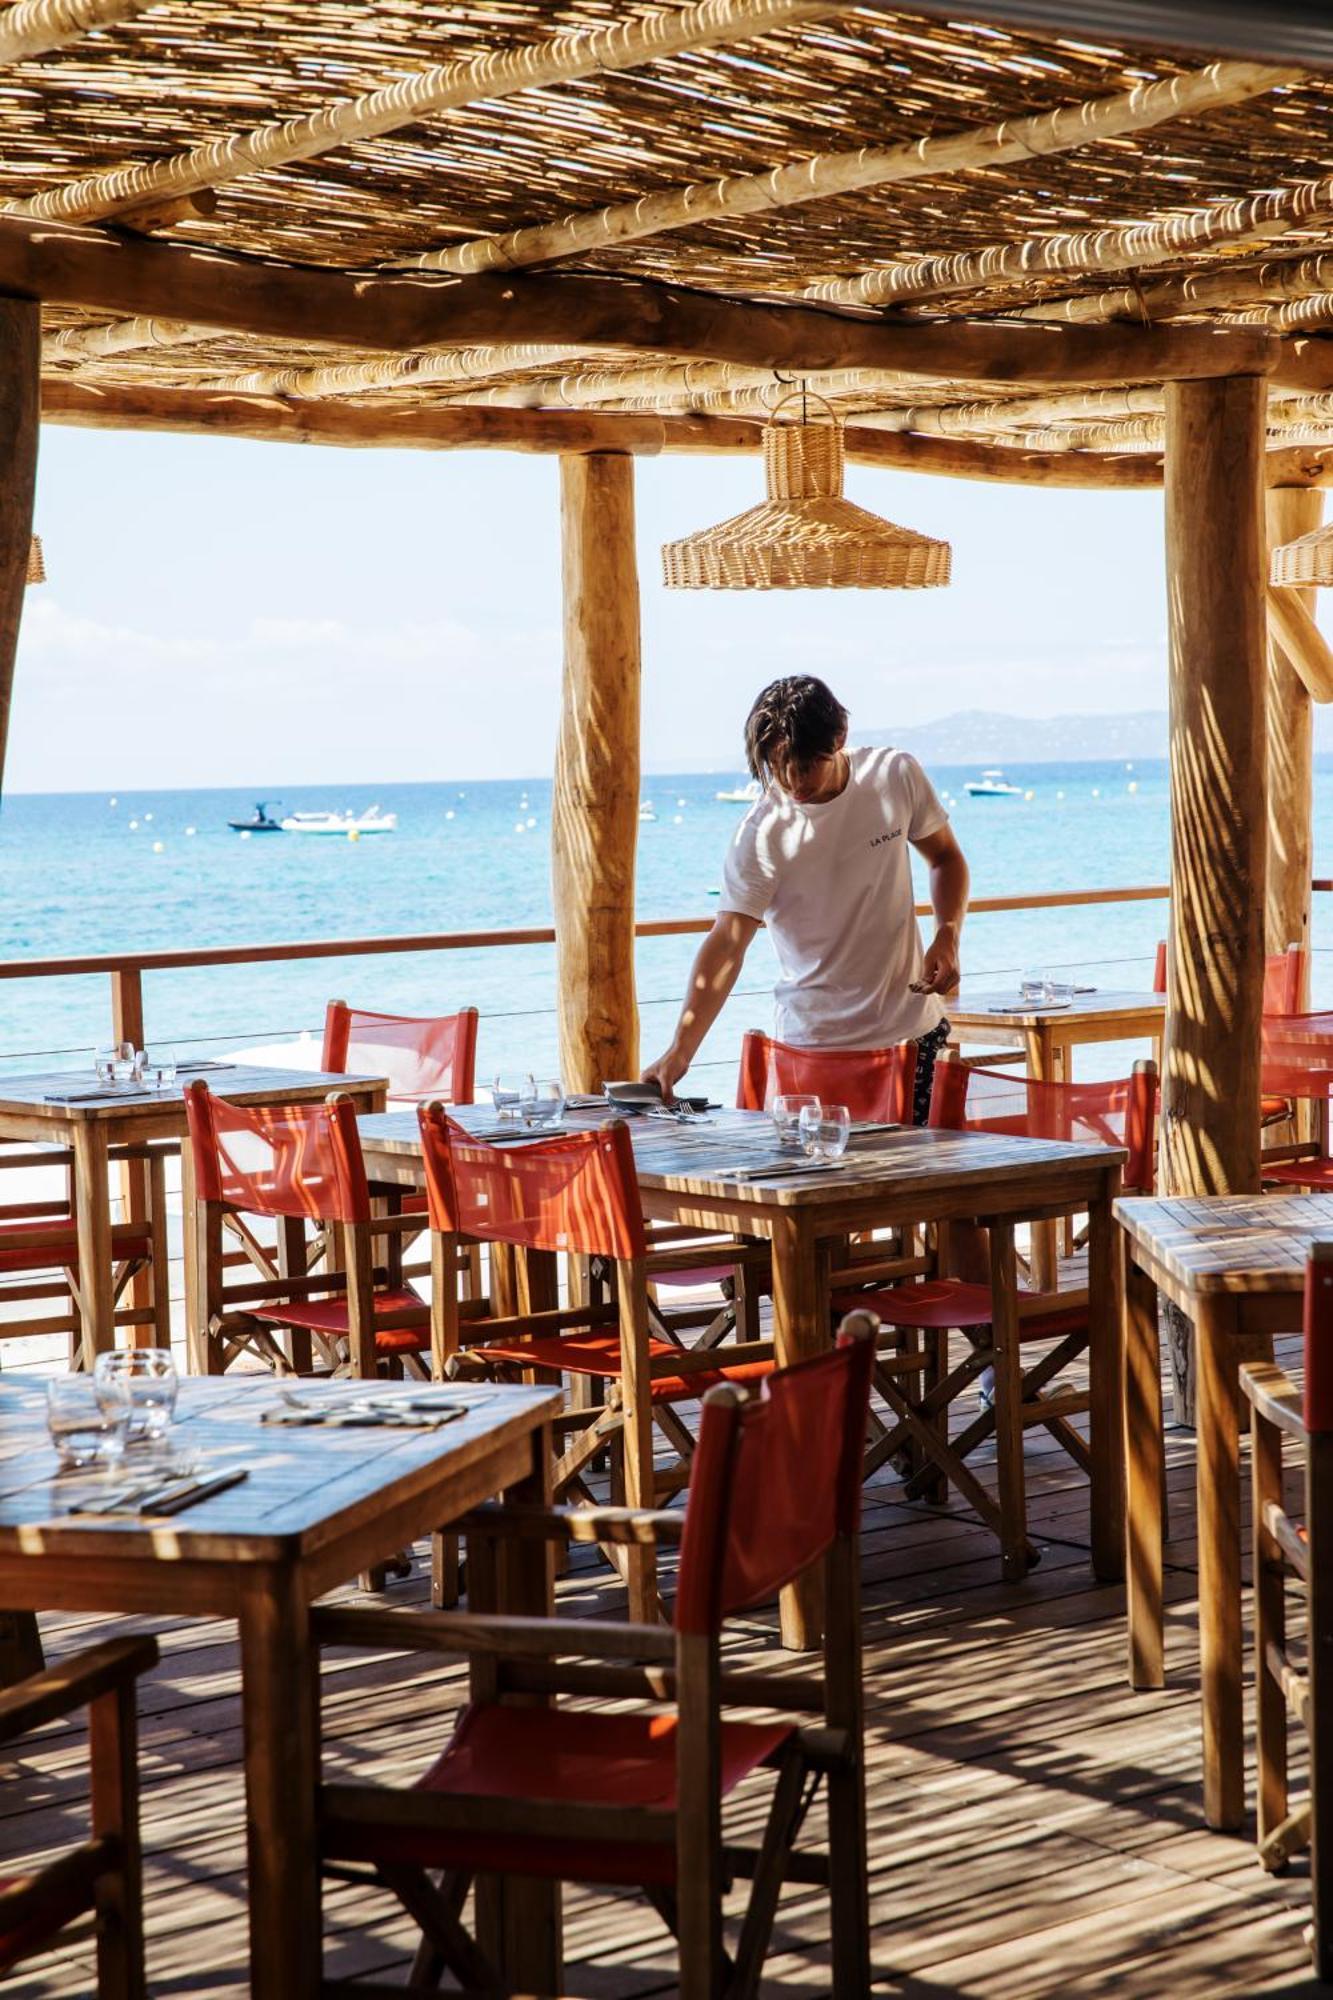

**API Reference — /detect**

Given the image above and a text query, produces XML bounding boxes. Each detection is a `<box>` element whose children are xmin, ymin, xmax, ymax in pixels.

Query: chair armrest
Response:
<box><xmin>1241</xmin><ymin>1359</ymin><xmax>1304</xmax><ymax>1437</ymax></box>
<box><xmin>0</xmin><ymin>1634</ymin><xmax>159</xmax><ymax>1745</ymax></box>
<box><xmin>312</xmin><ymin>1604</ymin><xmax>676</xmax><ymax>1664</ymax></box>
<box><xmin>460</xmin><ymin>1500</ymin><xmax>685</xmax><ymax>1546</ymax></box>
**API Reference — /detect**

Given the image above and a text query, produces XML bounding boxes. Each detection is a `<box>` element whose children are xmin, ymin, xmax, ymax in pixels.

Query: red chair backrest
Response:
<box><xmin>1154</xmin><ymin>940</ymin><xmax>1303</xmax><ymax>1015</ymax></box>
<box><xmin>736</xmin><ymin>1030</ymin><xmax>916</xmax><ymax>1123</ymax></box>
<box><xmin>417</xmin><ymin>1104</ymin><xmax>646</xmax><ymax>1261</ymax></box>
<box><xmin>184</xmin><ymin>1081</ymin><xmax>370</xmax><ymax>1223</ymax></box>
<box><xmin>1306</xmin><ymin>1246</ymin><xmax>1333</xmax><ymax>1434</ymax></box>
<box><xmin>1261</xmin><ymin>1013</ymin><xmax>1333</xmax><ymax>1102</ymax></box>
<box><xmin>929</xmin><ymin>1059</ymin><xmax>1157</xmax><ymax>1193</ymax></box>
<box><xmin>322</xmin><ymin>1002</ymin><xmax>478</xmax><ymax>1105</ymax></box>
<box><xmin>675</xmin><ymin>1325</ymin><xmax>876</xmax><ymax>1636</ymax></box>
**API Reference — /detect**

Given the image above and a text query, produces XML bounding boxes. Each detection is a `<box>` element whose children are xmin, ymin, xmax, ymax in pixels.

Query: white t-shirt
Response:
<box><xmin>719</xmin><ymin>745</ymin><xmax>948</xmax><ymax>1048</ymax></box>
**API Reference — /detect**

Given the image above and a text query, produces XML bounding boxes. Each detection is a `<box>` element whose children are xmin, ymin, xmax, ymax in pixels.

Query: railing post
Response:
<box><xmin>110</xmin><ymin>967</ymin><xmax>153</xmax><ymax>1330</ymax></box>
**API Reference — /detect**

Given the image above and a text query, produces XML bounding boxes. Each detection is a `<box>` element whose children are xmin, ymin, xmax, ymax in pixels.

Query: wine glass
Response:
<box><xmin>771</xmin><ymin>1092</ymin><xmax>819</xmax><ymax>1150</ymax></box>
<box><xmin>798</xmin><ymin>1102</ymin><xmax>851</xmax><ymax>1163</ymax></box>
<box><xmin>94</xmin><ymin>1349</ymin><xmax>178</xmax><ymax>1454</ymax></box>
<box><xmin>47</xmin><ymin>1374</ymin><xmax>130</xmax><ymax>1469</ymax></box>
<box><xmin>142</xmin><ymin>1046</ymin><xmax>178</xmax><ymax>1093</ymax></box>
<box><xmin>525</xmin><ymin>1078</ymin><xmax>565</xmax><ymax>1128</ymax></box>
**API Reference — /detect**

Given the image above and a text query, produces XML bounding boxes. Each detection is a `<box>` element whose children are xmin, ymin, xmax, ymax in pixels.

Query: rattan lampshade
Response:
<box><xmin>1271</xmin><ymin>523</ymin><xmax>1333</xmax><ymax>588</ymax></box>
<box><xmin>25</xmin><ymin>536</ymin><xmax>44</xmax><ymax>586</ymax></box>
<box><xmin>661</xmin><ymin>402</ymin><xmax>951</xmax><ymax>591</ymax></box>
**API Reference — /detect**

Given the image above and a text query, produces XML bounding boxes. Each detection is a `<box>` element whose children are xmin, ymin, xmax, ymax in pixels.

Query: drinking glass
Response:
<box><xmin>93</xmin><ymin>1045</ymin><xmax>119</xmax><ymax>1087</ymax></box>
<box><xmin>111</xmin><ymin>1040</ymin><xmax>142</xmax><ymax>1087</ymax></box>
<box><xmin>771</xmin><ymin>1092</ymin><xmax>819</xmax><ymax>1150</ymax></box>
<box><xmin>47</xmin><ymin>1374</ymin><xmax>130</xmax><ymax>1470</ymax></box>
<box><xmin>94</xmin><ymin>1348</ymin><xmax>178</xmax><ymax>1452</ymax></box>
<box><xmin>799</xmin><ymin>1102</ymin><xmax>851</xmax><ymax>1163</ymax></box>
<box><xmin>491</xmin><ymin>1073</ymin><xmax>529</xmax><ymax>1120</ymax></box>
<box><xmin>1020</xmin><ymin>970</ymin><xmax>1053</xmax><ymax>1004</ymax></box>
<box><xmin>142</xmin><ymin>1046</ymin><xmax>178</xmax><ymax>1093</ymax></box>
<box><xmin>525</xmin><ymin>1078</ymin><xmax>565</xmax><ymax>1128</ymax></box>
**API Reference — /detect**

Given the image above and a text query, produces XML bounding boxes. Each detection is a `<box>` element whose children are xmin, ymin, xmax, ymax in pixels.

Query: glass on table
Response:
<box><xmin>93</xmin><ymin>1045</ymin><xmax>120</xmax><ymax>1087</ymax></box>
<box><xmin>94</xmin><ymin>1348</ymin><xmax>178</xmax><ymax>1453</ymax></box>
<box><xmin>141</xmin><ymin>1046</ymin><xmax>178</xmax><ymax>1093</ymax></box>
<box><xmin>47</xmin><ymin>1374</ymin><xmax>131</xmax><ymax>1470</ymax></box>
<box><xmin>798</xmin><ymin>1102</ymin><xmax>851</xmax><ymax>1162</ymax></box>
<box><xmin>524</xmin><ymin>1078</ymin><xmax>565</xmax><ymax>1128</ymax></box>
<box><xmin>771</xmin><ymin>1092</ymin><xmax>819</xmax><ymax>1150</ymax></box>
<box><xmin>490</xmin><ymin>1073</ymin><xmax>532</xmax><ymax>1121</ymax></box>
<box><xmin>1020</xmin><ymin>970</ymin><xmax>1054</xmax><ymax>1005</ymax></box>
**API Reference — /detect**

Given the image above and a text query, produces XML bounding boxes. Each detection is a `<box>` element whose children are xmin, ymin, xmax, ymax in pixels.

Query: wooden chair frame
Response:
<box><xmin>0</xmin><ymin>1634</ymin><xmax>159</xmax><ymax>1998</ymax></box>
<box><xmin>0</xmin><ymin>1143</ymin><xmax>169</xmax><ymax>1361</ymax></box>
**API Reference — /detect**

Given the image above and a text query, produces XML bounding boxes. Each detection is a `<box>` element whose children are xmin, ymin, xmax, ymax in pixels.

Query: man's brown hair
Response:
<box><xmin>744</xmin><ymin>676</ymin><xmax>849</xmax><ymax>786</ymax></box>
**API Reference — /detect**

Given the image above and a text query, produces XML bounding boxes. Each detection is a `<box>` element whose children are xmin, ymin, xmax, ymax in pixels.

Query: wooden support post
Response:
<box><xmin>0</xmin><ymin>297</ymin><xmax>40</xmax><ymax>794</ymax></box>
<box><xmin>1161</xmin><ymin>377</ymin><xmax>1268</xmax><ymax>1424</ymax></box>
<box><xmin>1265</xmin><ymin>484</ymin><xmax>1324</xmax><ymax>979</ymax></box>
<box><xmin>553</xmin><ymin>453</ymin><xmax>641</xmax><ymax>1093</ymax></box>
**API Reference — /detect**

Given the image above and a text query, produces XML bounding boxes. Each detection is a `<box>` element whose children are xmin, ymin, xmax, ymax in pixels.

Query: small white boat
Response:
<box><xmin>964</xmin><ymin>769</ymin><xmax>1023</xmax><ymax>799</ymax></box>
<box><xmin>638</xmin><ymin>800</ymin><xmax>657</xmax><ymax>822</ymax></box>
<box><xmin>715</xmin><ymin>778</ymin><xmax>763</xmax><ymax>804</ymax></box>
<box><xmin>280</xmin><ymin>806</ymin><xmax>398</xmax><ymax>835</ymax></box>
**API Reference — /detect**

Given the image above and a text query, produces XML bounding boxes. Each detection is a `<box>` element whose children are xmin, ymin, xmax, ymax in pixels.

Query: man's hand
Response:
<box><xmin>641</xmin><ymin>1047</ymin><xmax>690</xmax><ymax>1102</ymax></box>
<box><xmin>915</xmin><ymin>923</ymin><xmax>961</xmax><ymax>997</ymax></box>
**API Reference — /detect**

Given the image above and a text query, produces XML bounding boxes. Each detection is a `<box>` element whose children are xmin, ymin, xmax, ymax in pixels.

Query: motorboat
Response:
<box><xmin>638</xmin><ymin>800</ymin><xmax>657</xmax><ymax>822</ymax></box>
<box><xmin>227</xmin><ymin>801</ymin><xmax>283</xmax><ymax>832</ymax></box>
<box><xmin>279</xmin><ymin>806</ymin><xmax>398</xmax><ymax>835</ymax></box>
<box><xmin>715</xmin><ymin>778</ymin><xmax>763</xmax><ymax>804</ymax></box>
<box><xmin>964</xmin><ymin>769</ymin><xmax>1023</xmax><ymax>798</ymax></box>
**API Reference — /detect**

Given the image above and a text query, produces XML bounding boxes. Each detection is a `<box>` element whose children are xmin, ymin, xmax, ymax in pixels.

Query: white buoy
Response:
<box><xmin>1056</xmin><ymin>790</ymin><xmax>1065</xmax><ymax>799</ymax></box>
<box><xmin>514</xmin><ymin>822</ymin><xmax>526</xmax><ymax>833</ymax></box>
<box><xmin>1091</xmin><ymin>788</ymin><xmax>1100</xmax><ymax>798</ymax></box>
<box><xmin>673</xmin><ymin>814</ymin><xmax>684</xmax><ymax>824</ymax></box>
<box><xmin>144</xmin><ymin>812</ymin><xmax>153</xmax><ymax>822</ymax></box>
<box><xmin>185</xmin><ymin>825</ymin><xmax>196</xmax><ymax>835</ymax></box>
<box><xmin>108</xmin><ymin>796</ymin><xmax>118</xmax><ymax>808</ymax></box>
<box><xmin>240</xmin><ymin>829</ymin><xmax>251</xmax><ymax>840</ymax></box>
<box><xmin>1024</xmin><ymin>789</ymin><xmax>1035</xmax><ymax>801</ymax></box>
<box><xmin>128</xmin><ymin>818</ymin><xmax>139</xmax><ymax>830</ymax></box>
<box><xmin>445</xmin><ymin>810</ymin><xmax>455</xmax><ymax>820</ymax></box>
<box><xmin>152</xmin><ymin>840</ymin><xmax>164</xmax><ymax>853</ymax></box>
<box><xmin>526</xmin><ymin>816</ymin><xmax>536</xmax><ymax>828</ymax></box>
<box><xmin>677</xmin><ymin>798</ymin><xmax>686</xmax><ymax>808</ymax></box>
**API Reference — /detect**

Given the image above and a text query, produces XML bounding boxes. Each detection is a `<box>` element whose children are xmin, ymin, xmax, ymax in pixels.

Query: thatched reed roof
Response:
<box><xmin>10</xmin><ymin>2</ymin><xmax>1333</xmax><ymax>478</ymax></box>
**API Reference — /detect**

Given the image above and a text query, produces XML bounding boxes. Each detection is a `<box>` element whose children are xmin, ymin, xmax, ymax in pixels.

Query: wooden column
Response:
<box><xmin>553</xmin><ymin>453</ymin><xmax>641</xmax><ymax>1093</ymax></box>
<box><xmin>1265</xmin><ymin>483</ymin><xmax>1324</xmax><ymax>982</ymax></box>
<box><xmin>0</xmin><ymin>297</ymin><xmax>39</xmax><ymax>793</ymax></box>
<box><xmin>1162</xmin><ymin>376</ymin><xmax>1268</xmax><ymax>1203</ymax></box>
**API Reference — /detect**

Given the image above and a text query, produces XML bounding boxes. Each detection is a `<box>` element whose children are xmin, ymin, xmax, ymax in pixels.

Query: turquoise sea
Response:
<box><xmin>0</xmin><ymin>756</ymin><xmax>1328</xmax><ymax>1091</ymax></box>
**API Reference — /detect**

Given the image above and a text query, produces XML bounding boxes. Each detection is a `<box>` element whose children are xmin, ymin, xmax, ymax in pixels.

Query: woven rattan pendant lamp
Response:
<box><xmin>1272</xmin><ymin>522</ymin><xmax>1333</xmax><ymax>587</ymax></box>
<box><xmin>25</xmin><ymin>536</ymin><xmax>44</xmax><ymax>585</ymax></box>
<box><xmin>661</xmin><ymin>393</ymin><xmax>950</xmax><ymax>591</ymax></box>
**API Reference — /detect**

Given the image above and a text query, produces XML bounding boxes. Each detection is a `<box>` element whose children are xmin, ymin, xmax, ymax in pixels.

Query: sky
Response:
<box><xmin>5</xmin><ymin>420</ymin><xmax>1195</xmax><ymax>791</ymax></box>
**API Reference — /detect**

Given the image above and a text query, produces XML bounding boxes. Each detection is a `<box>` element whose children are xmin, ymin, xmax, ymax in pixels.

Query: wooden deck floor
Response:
<box><xmin>2</xmin><ymin>1339</ymin><xmax>1326</xmax><ymax>1998</ymax></box>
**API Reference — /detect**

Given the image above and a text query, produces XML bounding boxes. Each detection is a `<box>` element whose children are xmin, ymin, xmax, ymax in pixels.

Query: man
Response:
<box><xmin>643</xmin><ymin>675</ymin><xmax>969</xmax><ymax>1114</ymax></box>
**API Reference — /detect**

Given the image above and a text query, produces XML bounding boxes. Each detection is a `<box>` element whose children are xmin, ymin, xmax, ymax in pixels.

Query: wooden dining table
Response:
<box><xmin>360</xmin><ymin>1103</ymin><xmax>1128</xmax><ymax>1648</ymax></box>
<box><xmin>0</xmin><ymin>1373</ymin><xmax>561</xmax><ymax>1998</ymax></box>
<box><xmin>0</xmin><ymin>1063</ymin><xmax>385</xmax><ymax>1368</ymax></box>
<box><xmin>1116</xmin><ymin>1189</ymin><xmax>1333</xmax><ymax>1832</ymax></box>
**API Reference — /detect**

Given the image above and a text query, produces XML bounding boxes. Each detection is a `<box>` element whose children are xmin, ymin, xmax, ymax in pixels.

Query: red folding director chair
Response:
<box><xmin>0</xmin><ymin>1142</ymin><xmax>166</xmax><ymax>1364</ymax></box>
<box><xmin>314</xmin><ymin>1319</ymin><xmax>877</xmax><ymax>2000</ymax></box>
<box><xmin>184</xmin><ymin>1081</ymin><xmax>429</xmax><ymax>1380</ymax></box>
<box><xmin>322</xmin><ymin>1001</ymin><xmax>478</xmax><ymax>1107</ymax></box>
<box><xmin>1158</xmin><ymin>941</ymin><xmax>1305</xmax><ymax>1127</ymax></box>
<box><xmin>0</xmin><ymin>1634</ymin><xmax>159</xmax><ymax>1997</ymax></box>
<box><xmin>1243</xmin><ymin>1243</ymin><xmax>1333</xmax><ymax>1981</ymax></box>
<box><xmin>833</xmin><ymin>1056</ymin><xmax>1156</xmax><ymax>1573</ymax></box>
<box><xmin>419</xmin><ymin>1105</ymin><xmax>776</xmax><ymax>1621</ymax></box>
<box><xmin>1261</xmin><ymin>1014</ymin><xmax>1333</xmax><ymax>1190</ymax></box>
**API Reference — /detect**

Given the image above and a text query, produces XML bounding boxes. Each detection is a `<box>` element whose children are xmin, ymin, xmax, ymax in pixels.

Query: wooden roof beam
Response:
<box><xmin>0</xmin><ymin>216</ymin><xmax>1285</xmax><ymax>388</ymax></box>
<box><xmin>1012</xmin><ymin>251</ymin><xmax>1333</xmax><ymax>326</ymax></box>
<box><xmin>396</xmin><ymin>57</ymin><xmax>1296</xmax><ymax>279</ymax></box>
<box><xmin>0</xmin><ymin>0</ymin><xmax>151</xmax><ymax>63</ymax></box>
<box><xmin>8</xmin><ymin>0</ymin><xmax>831</xmax><ymax>226</ymax></box>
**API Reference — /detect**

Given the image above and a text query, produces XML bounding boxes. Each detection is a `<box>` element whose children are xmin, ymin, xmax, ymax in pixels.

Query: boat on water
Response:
<box><xmin>638</xmin><ymin>800</ymin><xmax>657</xmax><ymax>822</ymax></box>
<box><xmin>279</xmin><ymin>806</ymin><xmax>398</xmax><ymax>836</ymax></box>
<box><xmin>227</xmin><ymin>801</ymin><xmax>283</xmax><ymax>833</ymax></box>
<box><xmin>965</xmin><ymin>769</ymin><xmax>1023</xmax><ymax>799</ymax></box>
<box><xmin>715</xmin><ymin>778</ymin><xmax>763</xmax><ymax>804</ymax></box>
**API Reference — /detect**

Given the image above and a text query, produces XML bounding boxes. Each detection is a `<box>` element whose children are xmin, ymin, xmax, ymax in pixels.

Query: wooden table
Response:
<box><xmin>0</xmin><ymin>1064</ymin><xmax>385</xmax><ymax>1368</ymax></box>
<box><xmin>0</xmin><ymin>1374</ymin><xmax>560</xmax><ymax>1998</ymax></box>
<box><xmin>949</xmin><ymin>988</ymin><xmax>1165</xmax><ymax>1286</ymax></box>
<box><xmin>361</xmin><ymin>1105</ymin><xmax>1127</xmax><ymax>1647</ymax></box>
<box><xmin>1116</xmin><ymin>1190</ymin><xmax>1331</xmax><ymax>1831</ymax></box>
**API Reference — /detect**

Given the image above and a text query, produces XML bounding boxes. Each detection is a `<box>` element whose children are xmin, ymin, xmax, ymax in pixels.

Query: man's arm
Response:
<box><xmin>641</xmin><ymin>911</ymin><xmax>761</xmax><ymax>1097</ymax></box>
<box><xmin>911</xmin><ymin>825</ymin><xmax>969</xmax><ymax>996</ymax></box>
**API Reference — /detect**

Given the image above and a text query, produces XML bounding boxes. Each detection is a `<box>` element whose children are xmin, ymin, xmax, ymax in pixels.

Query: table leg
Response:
<box><xmin>769</xmin><ymin>1211</ymin><xmax>830</xmax><ymax>1649</ymax></box>
<box><xmin>989</xmin><ymin>1219</ymin><xmax>1030</xmax><ymax>1582</ymax></box>
<box><xmin>72</xmin><ymin>1121</ymin><xmax>116</xmax><ymax>1369</ymax></box>
<box><xmin>1087</xmin><ymin>1177</ymin><xmax>1125</xmax><ymax>1582</ymax></box>
<box><xmin>1124</xmin><ymin>1252</ymin><xmax>1165</xmax><ymax>1689</ymax></box>
<box><xmin>1025</xmin><ymin>1028</ymin><xmax>1058</xmax><ymax>1292</ymax></box>
<box><xmin>1196</xmin><ymin>1299</ymin><xmax>1269</xmax><ymax>1830</ymax></box>
<box><xmin>239</xmin><ymin>1565</ymin><xmax>320</xmax><ymax>1998</ymax></box>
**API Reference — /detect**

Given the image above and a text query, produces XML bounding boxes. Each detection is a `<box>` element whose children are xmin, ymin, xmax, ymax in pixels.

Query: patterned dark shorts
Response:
<box><xmin>912</xmin><ymin>1018</ymin><xmax>952</xmax><ymax>1127</ymax></box>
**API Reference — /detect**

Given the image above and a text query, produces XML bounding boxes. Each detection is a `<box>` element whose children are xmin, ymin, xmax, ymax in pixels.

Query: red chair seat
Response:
<box><xmin>1265</xmin><ymin>1159</ymin><xmax>1333</xmax><ymax>1190</ymax></box>
<box><xmin>252</xmin><ymin>1286</ymin><xmax>428</xmax><ymax>1354</ymax></box>
<box><xmin>653</xmin><ymin>1261</ymin><xmax>737</xmax><ymax>1288</ymax></box>
<box><xmin>472</xmin><ymin>1329</ymin><xmax>773</xmax><ymax>1402</ymax></box>
<box><xmin>1262</xmin><ymin>1095</ymin><xmax>1294</xmax><ymax>1126</ymax></box>
<box><xmin>326</xmin><ymin>1701</ymin><xmax>793</xmax><ymax>1887</ymax></box>
<box><xmin>0</xmin><ymin>1219</ymin><xmax>151</xmax><ymax>1276</ymax></box>
<box><xmin>832</xmin><ymin>1276</ymin><xmax>1089</xmax><ymax>1339</ymax></box>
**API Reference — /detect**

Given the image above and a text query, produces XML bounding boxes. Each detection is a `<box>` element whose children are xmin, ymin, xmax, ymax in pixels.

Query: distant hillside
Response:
<box><xmin>864</xmin><ymin>709</ymin><xmax>1168</xmax><ymax>766</ymax></box>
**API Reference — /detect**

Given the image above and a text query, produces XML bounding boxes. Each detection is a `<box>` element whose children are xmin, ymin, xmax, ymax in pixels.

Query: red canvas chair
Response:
<box><xmin>184</xmin><ymin>1080</ymin><xmax>429</xmax><ymax>1380</ymax></box>
<box><xmin>0</xmin><ymin>1634</ymin><xmax>158</xmax><ymax>1997</ymax></box>
<box><xmin>0</xmin><ymin>1144</ymin><xmax>166</xmax><ymax>1361</ymax></box>
<box><xmin>322</xmin><ymin>1001</ymin><xmax>478</xmax><ymax>1107</ymax></box>
<box><xmin>1261</xmin><ymin>1014</ymin><xmax>1333</xmax><ymax>1190</ymax></box>
<box><xmin>1242</xmin><ymin>1243</ymin><xmax>1333</xmax><ymax>1980</ymax></box>
<box><xmin>833</xmin><ymin>1057</ymin><xmax>1156</xmax><ymax>1570</ymax></box>
<box><xmin>736</xmin><ymin>1028</ymin><xmax>916</xmax><ymax>1122</ymax></box>
<box><xmin>420</xmin><ymin>1106</ymin><xmax>775</xmax><ymax>1621</ymax></box>
<box><xmin>315</xmin><ymin>1320</ymin><xmax>876</xmax><ymax>1999</ymax></box>
<box><xmin>1156</xmin><ymin>941</ymin><xmax>1304</xmax><ymax>1128</ymax></box>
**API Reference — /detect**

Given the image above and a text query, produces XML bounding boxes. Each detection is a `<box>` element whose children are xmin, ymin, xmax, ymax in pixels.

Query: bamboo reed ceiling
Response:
<box><xmin>17</xmin><ymin>2</ymin><xmax>1333</xmax><ymax>463</ymax></box>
